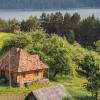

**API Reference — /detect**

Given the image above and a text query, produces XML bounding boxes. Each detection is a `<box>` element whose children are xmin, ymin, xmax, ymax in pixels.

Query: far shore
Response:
<box><xmin>0</xmin><ymin>7</ymin><xmax>100</xmax><ymax>12</ymax></box>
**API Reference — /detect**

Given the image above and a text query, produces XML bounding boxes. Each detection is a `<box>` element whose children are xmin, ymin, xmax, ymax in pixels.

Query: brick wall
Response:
<box><xmin>17</xmin><ymin>70</ymin><xmax>44</xmax><ymax>85</ymax></box>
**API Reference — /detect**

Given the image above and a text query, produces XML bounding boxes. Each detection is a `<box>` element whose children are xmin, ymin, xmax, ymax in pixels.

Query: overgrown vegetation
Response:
<box><xmin>1</xmin><ymin>12</ymin><xmax>100</xmax><ymax>47</ymax></box>
<box><xmin>0</xmin><ymin>12</ymin><xmax>100</xmax><ymax>99</ymax></box>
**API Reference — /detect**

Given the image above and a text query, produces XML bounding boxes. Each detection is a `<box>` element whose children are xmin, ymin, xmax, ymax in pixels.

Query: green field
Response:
<box><xmin>0</xmin><ymin>76</ymin><xmax>90</xmax><ymax>99</ymax></box>
<box><xmin>0</xmin><ymin>76</ymin><xmax>99</xmax><ymax>99</ymax></box>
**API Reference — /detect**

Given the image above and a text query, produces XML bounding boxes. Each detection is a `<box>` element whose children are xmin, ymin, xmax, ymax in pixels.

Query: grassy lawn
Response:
<box><xmin>51</xmin><ymin>76</ymin><xmax>90</xmax><ymax>99</ymax></box>
<box><xmin>0</xmin><ymin>76</ymin><xmax>91</xmax><ymax>99</ymax></box>
<box><xmin>0</xmin><ymin>82</ymin><xmax>53</xmax><ymax>96</ymax></box>
<box><xmin>0</xmin><ymin>76</ymin><xmax>97</xmax><ymax>99</ymax></box>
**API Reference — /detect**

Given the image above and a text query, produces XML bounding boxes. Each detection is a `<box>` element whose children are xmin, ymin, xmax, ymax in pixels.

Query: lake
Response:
<box><xmin>0</xmin><ymin>9</ymin><xmax>100</xmax><ymax>20</ymax></box>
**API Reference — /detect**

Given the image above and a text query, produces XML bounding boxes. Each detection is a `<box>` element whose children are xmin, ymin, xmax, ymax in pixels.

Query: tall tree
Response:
<box><xmin>63</xmin><ymin>13</ymin><xmax>71</xmax><ymax>35</ymax></box>
<box><xmin>79</xmin><ymin>52</ymin><xmax>100</xmax><ymax>99</ymax></box>
<box><xmin>7</xmin><ymin>18</ymin><xmax>20</xmax><ymax>33</ymax></box>
<box><xmin>21</xmin><ymin>16</ymin><xmax>41</xmax><ymax>32</ymax></box>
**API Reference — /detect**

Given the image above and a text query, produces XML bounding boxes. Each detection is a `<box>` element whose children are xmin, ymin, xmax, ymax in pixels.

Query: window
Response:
<box><xmin>1</xmin><ymin>70</ymin><xmax>5</xmax><ymax>78</ymax></box>
<box><xmin>35</xmin><ymin>71</ymin><xmax>39</xmax><ymax>76</ymax></box>
<box><xmin>0</xmin><ymin>61</ymin><xmax>2</xmax><ymax>66</ymax></box>
<box><xmin>11</xmin><ymin>73</ymin><xmax>13</xmax><ymax>79</ymax></box>
<box><xmin>22</xmin><ymin>73</ymin><xmax>26</xmax><ymax>78</ymax></box>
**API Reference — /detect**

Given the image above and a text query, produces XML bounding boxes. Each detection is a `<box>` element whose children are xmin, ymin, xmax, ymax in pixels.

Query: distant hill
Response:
<box><xmin>0</xmin><ymin>0</ymin><xmax>100</xmax><ymax>10</ymax></box>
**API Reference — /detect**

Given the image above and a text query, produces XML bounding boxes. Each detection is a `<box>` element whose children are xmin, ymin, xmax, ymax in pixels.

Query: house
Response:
<box><xmin>25</xmin><ymin>85</ymin><xmax>70</xmax><ymax>100</ymax></box>
<box><xmin>0</xmin><ymin>48</ymin><xmax>48</xmax><ymax>87</ymax></box>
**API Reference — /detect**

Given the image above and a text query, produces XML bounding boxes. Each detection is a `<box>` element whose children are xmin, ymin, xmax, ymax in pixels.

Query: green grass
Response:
<box><xmin>0</xmin><ymin>76</ymin><xmax>95</xmax><ymax>100</ymax></box>
<box><xmin>51</xmin><ymin>76</ymin><xmax>90</xmax><ymax>99</ymax></box>
<box><xmin>0</xmin><ymin>76</ymin><xmax>90</xmax><ymax>100</ymax></box>
<box><xmin>0</xmin><ymin>32</ymin><xmax>99</xmax><ymax>99</ymax></box>
<box><xmin>0</xmin><ymin>82</ymin><xmax>53</xmax><ymax>96</ymax></box>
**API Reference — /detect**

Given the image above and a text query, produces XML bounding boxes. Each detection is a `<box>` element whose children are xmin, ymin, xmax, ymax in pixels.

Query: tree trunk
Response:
<box><xmin>53</xmin><ymin>71</ymin><xmax>58</xmax><ymax>77</ymax></box>
<box><xmin>91</xmin><ymin>92</ymin><xmax>94</xmax><ymax>98</ymax></box>
<box><xmin>95</xmin><ymin>92</ymin><xmax>98</xmax><ymax>100</ymax></box>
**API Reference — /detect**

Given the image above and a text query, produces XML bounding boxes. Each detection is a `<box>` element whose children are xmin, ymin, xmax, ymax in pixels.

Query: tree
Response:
<box><xmin>7</xmin><ymin>18</ymin><xmax>20</xmax><ymax>33</ymax></box>
<box><xmin>21</xmin><ymin>16</ymin><xmax>41</xmax><ymax>32</ymax></box>
<box><xmin>53</xmin><ymin>12</ymin><xmax>63</xmax><ymax>34</ymax></box>
<box><xmin>70</xmin><ymin>13</ymin><xmax>80</xmax><ymax>30</ymax></box>
<box><xmin>26</xmin><ymin>30</ymin><xmax>72</xmax><ymax>78</ymax></box>
<box><xmin>79</xmin><ymin>52</ymin><xmax>100</xmax><ymax>99</ymax></box>
<box><xmin>75</xmin><ymin>15</ymin><xmax>100</xmax><ymax>46</ymax></box>
<box><xmin>94</xmin><ymin>40</ymin><xmax>100</xmax><ymax>54</ymax></box>
<box><xmin>63</xmin><ymin>13</ymin><xmax>71</xmax><ymax>35</ymax></box>
<box><xmin>40</xmin><ymin>13</ymin><xmax>50</xmax><ymax>32</ymax></box>
<box><xmin>67</xmin><ymin>30</ymin><xmax>75</xmax><ymax>43</ymax></box>
<box><xmin>43</xmin><ymin>35</ymin><xmax>71</xmax><ymax>77</ymax></box>
<box><xmin>0</xmin><ymin>18</ymin><xmax>8</xmax><ymax>32</ymax></box>
<box><xmin>20</xmin><ymin>20</ymin><xmax>27</xmax><ymax>32</ymax></box>
<box><xmin>40</xmin><ymin>12</ymin><xmax>63</xmax><ymax>35</ymax></box>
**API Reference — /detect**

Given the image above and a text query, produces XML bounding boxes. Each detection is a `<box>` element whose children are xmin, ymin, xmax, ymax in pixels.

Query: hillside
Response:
<box><xmin>0</xmin><ymin>32</ymin><xmax>100</xmax><ymax>99</ymax></box>
<box><xmin>0</xmin><ymin>0</ymin><xmax>100</xmax><ymax>10</ymax></box>
<box><xmin>0</xmin><ymin>32</ymin><xmax>89</xmax><ymax>99</ymax></box>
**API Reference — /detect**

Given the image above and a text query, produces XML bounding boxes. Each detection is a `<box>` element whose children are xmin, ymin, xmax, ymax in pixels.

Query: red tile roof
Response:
<box><xmin>0</xmin><ymin>48</ymin><xmax>48</xmax><ymax>73</ymax></box>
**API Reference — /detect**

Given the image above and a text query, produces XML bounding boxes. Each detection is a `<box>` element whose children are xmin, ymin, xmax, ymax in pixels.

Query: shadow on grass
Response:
<box><xmin>0</xmin><ymin>83</ymin><xmax>9</xmax><ymax>87</ymax></box>
<box><xmin>75</xmin><ymin>96</ymin><xmax>96</xmax><ymax>100</ymax></box>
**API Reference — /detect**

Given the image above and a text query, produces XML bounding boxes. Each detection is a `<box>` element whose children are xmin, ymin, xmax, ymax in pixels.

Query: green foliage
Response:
<box><xmin>75</xmin><ymin>15</ymin><xmax>100</xmax><ymax>46</ymax></box>
<box><xmin>70</xmin><ymin>13</ymin><xmax>81</xmax><ymax>30</ymax></box>
<box><xmin>2</xmin><ymin>34</ymin><xmax>32</xmax><ymax>52</ymax></box>
<box><xmin>40</xmin><ymin>12</ymin><xmax>100</xmax><ymax>47</ymax></box>
<box><xmin>79</xmin><ymin>52</ymin><xmax>100</xmax><ymax>99</ymax></box>
<box><xmin>94</xmin><ymin>40</ymin><xmax>100</xmax><ymax>54</ymax></box>
<box><xmin>43</xmin><ymin>35</ymin><xmax>71</xmax><ymax>77</ymax></box>
<box><xmin>63</xmin><ymin>96</ymin><xmax>73</xmax><ymax>100</ymax></box>
<box><xmin>40</xmin><ymin>12</ymin><xmax>64</xmax><ymax>34</ymax></box>
<box><xmin>0</xmin><ymin>32</ymin><xmax>100</xmax><ymax>99</ymax></box>
<box><xmin>25</xmin><ymin>30</ymin><xmax>90</xmax><ymax>78</ymax></box>
<box><xmin>25</xmin><ymin>30</ymin><xmax>78</xmax><ymax>78</ymax></box>
<box><xmin>7</xmin><ymin>18</ymin><xmax>20</xmax><ymax>33</ymax></box>
<box><xmin>0</xmin><ymin>18</ymin><xmax>8</xmax><ymax>32</ymax></box>
<box><xmin>0</xmin><ymin>12</ymin><xmax>100</xmax><ymax>47</ymax></box>
<box><xmin>40</xmin><ymin>12</ymin><xmax>80</xmax><ymax>42</ymax></box>
<box><xmin>67</xmin><ymin>30</ymin><xmax>75</xmax><ymax>43</ymax></box>
<box><xmin>0</xmin><ymin>32</ymin><xmax>15</xmax><ymax>49</ymax></box>
<box><xmin>21</xmin><ymin>16</ymin><xmax>41</xmax><ymax>32</ymax></box>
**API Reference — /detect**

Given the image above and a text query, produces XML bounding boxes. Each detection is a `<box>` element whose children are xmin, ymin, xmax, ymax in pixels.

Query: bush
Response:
<box><xmin>1</xmin><ymin>34</ymin><xmax>32</xmax><ymax>52</ymax></box>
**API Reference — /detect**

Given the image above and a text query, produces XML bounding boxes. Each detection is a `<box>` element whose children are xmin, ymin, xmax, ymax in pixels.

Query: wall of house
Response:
<box><xmin>0</xmin><ymin>48</ymin><xmax>20</xmax><ymax>72</ymax></box>
<box><xmin>0</xmin><ymin>70</ymin><xmax>17</xmax><ymax>84</ymax></box>
<box><xmin>17</xmin><ymin>70</ymin><xmax>44</xmax><ymax>86</ymax></box>
<box><xmin>4</xmin><ymin>71</ymin><xmax>17</xmax><ymax>83</ymax></box>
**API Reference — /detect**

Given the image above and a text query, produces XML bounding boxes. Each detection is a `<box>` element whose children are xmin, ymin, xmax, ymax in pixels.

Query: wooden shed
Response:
<box><xmin>0</xmin><ymin>48</ymin><xmax>48</xmax><ymax>87</ymax></box>
<box><xmin>25</xmin><ymin>85</ymin><xmax>70</xmax><ymax>100</ymax></box>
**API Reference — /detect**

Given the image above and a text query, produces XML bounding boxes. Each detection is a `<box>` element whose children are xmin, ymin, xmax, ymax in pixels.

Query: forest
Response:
<box><xmin>0</xmin><ymin>12</ymin><xmax>100</xmax><ymax>99</ymax></box>
<box><xmin>0</xmin><ymin>0</ymin><xmax>100</xmax><ymax>10</ymax></box>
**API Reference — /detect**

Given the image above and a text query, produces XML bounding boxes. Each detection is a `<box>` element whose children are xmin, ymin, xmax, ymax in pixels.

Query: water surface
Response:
<box><xmin>0</xmin><ymin>9</ymin><xmax>100</xmax><ymax>20</ymax></box>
